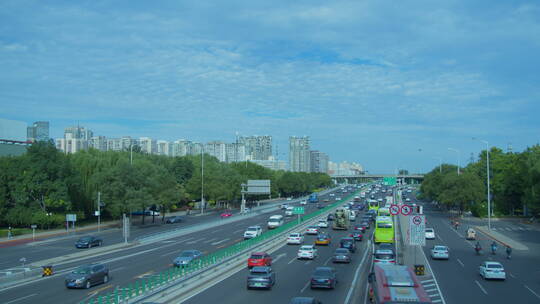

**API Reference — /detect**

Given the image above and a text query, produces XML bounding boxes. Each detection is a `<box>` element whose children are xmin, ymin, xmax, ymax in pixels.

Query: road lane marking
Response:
<box><xmin>211</xmin><ymin>238</ymin><xmax>230</xmax><ymax>246</ymax></box>
<box><xmin>111</xmin><ymin>266</ymin><xmax>126</xmax><ymax>272</ymax></box>
<box><xmin>300</xmin><ymin>280</ymin><xmax>310</xmax><ymax>293</ymax></box>
<box><xmin>421</xmin><ymin>279</ymin><xmax>434</xmax><ymax>283</ymax></box>
<box><xmin>203</xmin><ymin>238</ymin><xmax>218</xmax><ymax>243</ymax></box>
<box><xmin>436</xmin><ymin>235</ymin><xmax>444</xmax><ymax>242</ymax></box>
<box><xmin>287</xmin><ymin>257</ymin><xmax>297</xmax><ymax>264</ymax></box>
<box><xmin>456</xmin><ymin>258</ymin><xmax>465</xmax><ymax>267</ymax></box>
<box><xmin>160</xmin><ymin>251</ymin><xmax>178</xmax><ymax>257</ymax></box>
<box><xmin>474</xmin><ymin>280</ymin><xmax>488</xmax><ymax>295</ymax></box>
<box><xmin>344</xmin><ymin>241</ymin><xmax>371</xmax><ymax>304</ymax></box>
<box><xmin>233</xmin><ymin>229</ymin><xmax>243</xmax><ymax>233</ymax></box>
<box><xmin>432</xmin><ymin>300</ymin><xmax>443</xmax><ymax>303</ymax></box>
<box><xmin>273</xmin><ymin>253</ymin><xmax>287</xmax><ymax>263</ymax></box>
<box><xmin>418</xmin><ymin>242</ymin><xmax>447</xmax><ymax>304</ymax></box>
<box><xmin>509</xmin><ymin>272</ymin><xmax>516</xmax><ymax>278</ymax></box>
<box><xmin>186</xmin><ymin>238</ymin><xmax>205</xmax><ymax>244</ymax></box>
<box><xmin>210</xmin><ymin>230</ymin><xmax>222</xmax><ymax>234</ymax></box>
<box><xmin>323</xmin><ymin>256</ymin><xmax>332</xmax><ymax>266</ymax></box>
<box><xmin>525</xmin><ymin>285</ymin><xmax>540</xmax><ymax>299</ymax></box>
<box><xmin>424</xmin><ymin>283</ymin><xmax>436</xmax><ymax>287</ymax></box>
<box><xmin>425</xmin><ymin>288</ymin><xmax>438</xmax><ymax>292</ymax></box>
<box><xmin>5</xmin><ymin>294</ymin><xmax>37</xmax><ymax>304</ymax></box>
<box><xmin>135</xmin><ymin>270</ymin><xmax>154</xmax><ymax>279</ymax></box>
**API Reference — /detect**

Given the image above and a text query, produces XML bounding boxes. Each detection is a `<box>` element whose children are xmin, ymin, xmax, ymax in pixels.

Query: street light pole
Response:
<box><xmin>201</xmin><ymin>146</ymin><xmax>205</xmax><ymax>215</ymax></box>
<box><xmin>432</xmin><ymin>157</ymin><xmax>442</xmax><ymax>173</ymax></box>
<box><xmin>448</xmin><ymin>148</ymin><xmax>461</xmax><ymax>175</ymax></box>
<box><xmin>473</xmin><ymin>138</ymin><xmax>491</xmax><ymax>229</ymax></box>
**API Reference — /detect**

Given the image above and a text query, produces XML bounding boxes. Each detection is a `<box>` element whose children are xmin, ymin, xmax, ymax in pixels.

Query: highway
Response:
<box><xmin>0</xmin><ymin>188</ymin><xmax>353</xmax><ymax>304</ymax></box>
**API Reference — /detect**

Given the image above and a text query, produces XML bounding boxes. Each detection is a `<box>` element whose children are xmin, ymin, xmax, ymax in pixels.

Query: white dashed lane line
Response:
<box><xmin>474</xmin><ymin>280</ymin><xmax>488</xmax><ymax>295</ymax></box>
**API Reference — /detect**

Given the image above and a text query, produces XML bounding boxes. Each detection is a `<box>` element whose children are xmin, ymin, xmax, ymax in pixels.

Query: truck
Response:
<box><xmin>332</xmin><ymin>208</ymin><xmax>350</xmax><ymax>230</ymax></box>
<box><xmin>308</xmin><ymin>193</ymin><xmax>319</xmax><ymax>204</ymax></box>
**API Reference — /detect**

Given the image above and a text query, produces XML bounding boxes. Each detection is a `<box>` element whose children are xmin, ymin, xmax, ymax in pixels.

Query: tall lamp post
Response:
<box><xmin>447</xmin><ymin>148</ymin><xmax>461</xmax><ymax>175</ymax></box>
<box><xmin>473</xmin><ymin>138</ymin><xmax>491</xmax><ymax>230</ymax></box>
<box><xmin>201</xmin><ymin>145</ymin><xmax>205</xmax><ymax>215</ymax></box>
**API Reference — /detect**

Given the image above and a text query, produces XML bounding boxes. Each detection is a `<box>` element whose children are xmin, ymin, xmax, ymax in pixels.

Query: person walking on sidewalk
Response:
<box><xmin>506</xmin><ymin>245</ymin><xmax>512</xmax><ymax>259</ymax></box>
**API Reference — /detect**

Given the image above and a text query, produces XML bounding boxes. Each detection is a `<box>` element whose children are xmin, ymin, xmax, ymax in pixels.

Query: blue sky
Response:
<box><xmin>1</xmin><ymin>0</ymin><xmax>539</xmax><ymax>173</ymax></box>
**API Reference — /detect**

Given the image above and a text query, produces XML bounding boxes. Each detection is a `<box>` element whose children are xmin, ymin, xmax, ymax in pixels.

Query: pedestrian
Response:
<box><xmin>8</xmin><ymin>226</ymin><xmax>13</xmax><ymax>239</ymax></box>
<box><xmin>506</xmin><ymin>245</ymin><xmax>512</xmax><ymax>259</ymax></box>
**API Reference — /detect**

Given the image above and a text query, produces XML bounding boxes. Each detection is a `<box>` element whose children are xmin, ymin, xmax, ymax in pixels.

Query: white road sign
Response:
<box><xmin>408</xmin><ymin>215</ymin><xmax>426</xmax><ymax>246</ymax></box>
<box><xmin>401</xmin><ymin>204</ymin><xmax>413</xmax><ymax>216</ymax></box>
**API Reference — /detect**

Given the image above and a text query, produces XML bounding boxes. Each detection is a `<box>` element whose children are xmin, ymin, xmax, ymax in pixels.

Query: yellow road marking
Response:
<box><xmin>87</xmin><ymin>284</ymin><xmax>113</xmax><ymax>296</ymax></box>
<box><xmin>135</xmin><ymin>270</ymin><xmax>154</xmax><ymax>279</ymax></box>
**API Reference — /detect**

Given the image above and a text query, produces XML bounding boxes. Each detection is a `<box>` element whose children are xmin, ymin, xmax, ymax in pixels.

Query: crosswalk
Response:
<box><xmin>421</xmin><ymin>278</ymin><xmax>444</xmax><ymax>303</ymax></box>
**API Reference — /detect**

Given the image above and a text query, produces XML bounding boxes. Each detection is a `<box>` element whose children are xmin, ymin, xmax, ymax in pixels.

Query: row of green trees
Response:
<box><xmin>0</xmin><ymin>142</ymin><xmax>332</xmax><ymax>228</ymax></box>
<box><xmin>419</xmin><ymin>145</ymin><xmax>540</xmax><ymax>217</ymax></box>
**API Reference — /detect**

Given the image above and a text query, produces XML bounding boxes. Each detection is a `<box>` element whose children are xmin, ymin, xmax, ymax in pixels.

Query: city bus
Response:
<box><xmin>377</xmin><ymin>207</ymin><xmax>391</xmax><ymax>217</ymax></box>
<box><xmin>374</xmin><ymin>216</ymin><xmax>394</xmax><ymax>243</ymax></box>
<box><xmin>368</xmin><ymin>264</ymin><xmax>432</xmax><ymax>304</ymax></box>
<box><xmin>368</xmin><ymin>200</ymin><xmax>380</xmax><ymax>212</ymax></box>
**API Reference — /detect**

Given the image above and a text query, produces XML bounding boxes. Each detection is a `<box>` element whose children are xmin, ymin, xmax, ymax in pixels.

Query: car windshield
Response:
<box><xmin>426</xmin><ymin>229</ymin><xmax>434</xmax><ymax>233</ymax></box>
<box><xmin>488</xmin><ymin>264</ymin><xmax>503</xmax><ymax>269</ymax></box>
<box><xmin>181</xmin><ymin>251</ymin><xmax>195</xmax><ymax>257</ymax></box>
<box><xmin>250</xmin><ymin>254</ymin><xmax>264</xmax><ymax>259</ymax></box>
<box><xmin>247</xmin><ymin>227</ymin><xmax>258</xmax><ymax>231</ymax></box>
<box><xmin>377</xmin><ymin>223</ymin><xmax>393</xmax><ymax>228</ymax></box>
<box><xmin>72</xmin><ymin>267</ymin><xmax>91</xmax><ymax>274</ymax></box>
<box><xmin>335</xmin><ymin>249</ymin><xmax>349</xmax><ymax>254</ymax></box>
<box><xmin>289</xmin><ymin>234</ymin><xmax>300</xmax><ymax>237</ymax></box>
<box><xmin>79</xmin><ymin>237</ymin><xmax>92</xmax><ymax>242</ymax></box>
<box><xmin>434</xmin><ymin>246</ymin><xmax>447</xmax><ymax>251</ymax></box>
<box><xmin>375</xmin><ymin>253</ymin><xmax>394</xmax><ymax>260</ymax></box>
<box><xmin>313</xmin><ymin>269</ymin><xmax>332</xmax><ymax>276</ymax></box>
<box><xmin>300</xmin><ymin>246</ymin><xmax>312</xmax><ymax>251</ymax></box>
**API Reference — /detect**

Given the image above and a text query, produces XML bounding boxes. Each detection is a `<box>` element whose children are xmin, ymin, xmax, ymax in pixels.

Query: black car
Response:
<box><xmin>247</xmin><ymin>266</ymin><xmax>275</xmax><ymax>289</ymax></box>
<box><xmin>165</xmin><ymin>216</ymin><xmax>182</xmax><ymax>224</ymax></box>
<box><xmin>340</xmin><ymin>237</ymin><xmax>356</xmax><ymax>253</ymax></box>
<box><xmin>75</xmin><ymin>236</ymin><xmax>103</xmax><ymax>248</ymax></box>
<box><xmin>326</xmin><ymin>214</ymin><xmax>334</xmax><ymax>221</ymax></box>
<box><xmin>289</xmin><ymin>298</ymin><xmax>322</xmax><ymax>304</ymax></box>
<box><xmin>65</xmin><ymin>263</ymin><xmax>109</xmax><ymax>289</ymax></box>
<box><xmin>310</xmin><ymin>267</ymin><xmax>337</xmax><ymax>289</ymax></box>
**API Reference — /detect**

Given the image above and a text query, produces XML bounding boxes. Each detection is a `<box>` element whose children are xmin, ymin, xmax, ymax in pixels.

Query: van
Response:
<box><xmin>285</xmin><ymin>206</ymin><xmax>294</xmax><ymax>217</ymax></box>
<box><xmin>267</xmin><ymin>215</ymin><xmax>284</xmax><ymax>229</ymax></box>
<box><xmin>349</xmin><ymin>210</ymin><xmax>356</xmax><ymax>221</ymax></box>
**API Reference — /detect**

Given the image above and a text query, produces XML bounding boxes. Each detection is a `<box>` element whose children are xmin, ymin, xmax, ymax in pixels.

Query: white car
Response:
<box><xmin>306</xmin><ymin>226</ymin><xmax>319</xmax><ymax>235</ymax></box>
<box><xmin>286</xmin><ymin>197</ymin><xmax>292</xmax><ymax>201</ymax></box>
<box><xmin>330</xmin><ymin>193</ymin><xmax>335</xmax><ymax>197</ymax></box>
<box><xmin>243</xmin><ymin>226</ymin><xmax>262</xmax><ymax>239</ymax></box>
<box><xmin>297</xmin><ymin>245</ymin><xmax>318</xmax><ymax>259</ymax></box>
<box><xmin>405</xmin><ymin>198</ymin><xmax>411</xmax><ymax>202</ymax></box>
<box><xmin>335</xmin><ymin>197</ymin><xmax>341</xmax><ymax>201</ymax></box>
<box><xmin>425</xmin><ymin>228</ymin><xmax>435</xmax><ymax>240</ymax></box>
<box><xmin>318</xmin><ymin>220</ymin><xmax>328</xmax><ymax>228</ymax></box>
<box><xmin>300</xmin><ymin>200</ymin><xmax>307</xmax><ymax>205</ymax></box>
<box><xmin>430</xmin><ymin>245</ymin><xmax>449</xmax><ymax>260</ymax></box>
<box><xmin>287</xmin><ymin>233</ymin><xmax>304</xmax><ymax>245</ymax></box>
<box><xmin>479</xmin><ymin>261</ymin><xmax>506</xmax><ymax>280</ymax></box>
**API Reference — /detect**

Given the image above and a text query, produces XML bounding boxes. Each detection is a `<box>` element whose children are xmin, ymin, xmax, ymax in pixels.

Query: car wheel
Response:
<box><xmin>85</xmin><ymin>280</ymin><xmax>91</xmax><ymax>289</ymax></box>
<box><xmin>103</xmin><ymin>275</ymin><xmax>109</xmax><ymax>284</ymax></box>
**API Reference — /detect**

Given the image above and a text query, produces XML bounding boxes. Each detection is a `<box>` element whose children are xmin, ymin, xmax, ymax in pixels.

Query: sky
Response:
<box><xmin>1</xmin><ymin>0</ymin><xmax>539</xmax><ymax>173</ymax></box>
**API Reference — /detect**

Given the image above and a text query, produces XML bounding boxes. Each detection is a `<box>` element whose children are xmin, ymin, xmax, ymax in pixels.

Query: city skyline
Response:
<box><xmin>1</xmin><ymin>1</ymin><xmax>539</xmax><ymax>173</ymax></box>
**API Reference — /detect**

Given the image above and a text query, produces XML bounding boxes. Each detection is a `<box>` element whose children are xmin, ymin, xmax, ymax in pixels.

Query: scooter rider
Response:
<box><xmin>475</xmin><ymin>241</ymin><xmax>482</xmax><ymax>255</ymax></box>
<box><xmin>506</xmin><ymin>245</ymin><xmax>512</xmax><ymax>259</ymax></box>
<box><xmin>491</xmin><ymin>241</ymin><xmax>498</xmax><ymax>255</ymax></box>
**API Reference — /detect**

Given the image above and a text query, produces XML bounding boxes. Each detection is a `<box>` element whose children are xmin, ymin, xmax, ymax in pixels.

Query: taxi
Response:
<box><xmin>315</xmin><ymin>233</ymin><xmax>332</xmax><ymax>245</ymax></box>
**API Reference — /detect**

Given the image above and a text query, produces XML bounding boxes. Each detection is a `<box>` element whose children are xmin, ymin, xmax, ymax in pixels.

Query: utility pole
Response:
<box><xmin>97</xmin><ymin>191</ymin><xmax>101</xmax><ymax>232</ymax></box>
<box><xmin>201</xmin><ymin>146</ymin><xmax>205</xmax><ymax>215</ymax></box>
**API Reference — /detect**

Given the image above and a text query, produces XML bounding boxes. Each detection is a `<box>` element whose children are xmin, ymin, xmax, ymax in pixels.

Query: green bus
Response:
<box><xmin>368</xmin><ymin>200</ymin><xmax>380</xmax><ymax>212</ymax></box>
<box><xmin>374</xmin><ymin>216</ymin><xmax>394</xmax><ymax>244</ymax></box>
<box><xmin>377</xmin><ymin>207</ymin><xmax>391</xmax><ymax>217</ymax></box>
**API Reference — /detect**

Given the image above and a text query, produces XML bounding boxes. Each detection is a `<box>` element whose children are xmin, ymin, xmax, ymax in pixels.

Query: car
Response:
<box><xmin>310</xmin><ymin>267</ymin><xmax>337</xmax><ymax>289</ymax></box>
<box><xmin>287</xmin><ymin>233</ymin><xmax>304</xmax><ymax>245</ymax></box>
<box><xmin>287</xmin><ymin>197</ymin><xmax>293</xmax><ymax>201</ymax></box>
<box><xmin>425</xmin><ymin>228</ymin><xmax>435</xmax><ymax>240</ymax></box>
<box><xmin>173</xmin><ymin>250</ymin><xmax>202</xmax><ymax>267</ymax></box>
<box><xmin>297</xmin><ymin>245</ymin><xmax>318</xmax><ymax>259</ymax></box>
<box><xmin>479</xmin><ymin>261</ymin><xmax>506</xmax><ymax>280</ymax></box>
<box><xmin>327</xmin><ymin>214</ymin><xmax>334</xmax><ymax>221</ymax></box>
<box><xmin>165</xmin><ymin>216</ymin><xmax>182</xmax><ymax>224</ymax></box>
<box><xmin>243</xmin><ymin>207</ymin><xmax>251</xmax><ymax>213</ymax></box>
<box><xmin>248</xmin><ymin>252</ymin><xmax>272</xmax><ymax>268</ymax></box>
<box><xmin>315</xmin><ymin>234</ymin><xmax>331</xmax><ymax>245</ymax></box>
<box><xmin>305</xmin><ymin>225</ymin><xmax>319</xmax><ymax>235</ymax></box>
<box><xmin>431</xmin><ymin>245</ymin><xmax>449</xmax><ymax>260</ymax></box>
<box><xmin>377</xmin><ymin>243</ymin><xmax>395</xmax><ymax>254</ymax></box>
<box><xmin>373</xmin><ymin>249</ymin><xmax>396</xmax><ymax>265</ymax></box>
<box><xmin>329</xmin><ymin>193</ymin><xmax>335</xmax><ymax>197</ymax></box>
<box><xmin>323</xmin><ymin>198</ymin><xmax>330</xmax><ymax>203</ymax></box>
<box><xmin>289</xmin><ymin>297</ymin><xmax>322</xmax><ymax>304</ymax></box>
<box><xmin>300</xmin><ymin>200</ymin><xmax>307</xmax><ymax>205</ymax></box>
<box><xmin>318</xmin><ymin>220</ymin><xmax>328</xmax><ymax>228</ymax></box>
<box><xmin>339</xmin><ymin>237</ymin><xmax>356</xmax><ymax>253</ymax></box>
<box><xmin>285</xmin><ymin>206</ymin><xmax>294</xmax><ymax>216</ymax></box>
<box><xmin>281</xmin><ymin>204</ymin><xmax>289</xmax><ymax>210</ymax></box>
<box><xmin>247</xmin><ymin>266</ymin><xmax>275</xmax><ymax>289</ymax></box>
<box><xmin>220</xmin><ymin>211</ymin><xmax>233</xmax><ymax>218</ymax></box>
<box><xmin>349</xmin><ymin>231</ymin><xmax>363</xmax><ymax>241</ymax></box>
<box><xmin>75</xmin><ymin>236</ymin><xmax>103</xmax><ymax>248</ymax></box>
<box><xmin>360</xmin><ymin>221</ymin><xmax>370</xmax><ymax>230</ymax></box>
<box><xmin>405</xmin><ymin>198</ymin><xmax>411</xmax><ymax>202</ymax></box>
<box><xmin>317</xmin><ymin>204</ymin><xmax>324</xmax><ymax>209</ymax></box>
<box><xmin>335</xmin><ymin>197</ymin><xmax>341</xmax><ymax>201</ymax></box>
<box><xmin>353</xmin><ymin>224</ymin><xmax>366</xmax><ymax>233</ymax></box>
<box><xmin>332</xmin><ymin>248</ymin><xmax>352</xmax><ymax>263</ymax></box>
<box><xmin>244</xmin><ymin>226</ymin><xmax>263</xmax><ymax>239</ymax></box>
<box><xmin>65</xmin><ymin>263</ymin><xmax>109</xmax><ymax>289</ymax></box>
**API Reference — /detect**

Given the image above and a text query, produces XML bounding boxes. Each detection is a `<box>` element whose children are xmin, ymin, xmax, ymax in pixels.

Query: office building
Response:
<box><xmin>225</xmin><ymin>143</ymin><xmax>246</xmax><ymax>163</ymax></box>
<box><xmin>289</xmin><ymin>136</ymin><xmax>310</xmax><ymax>172</ymax></box>
<box><xmin>239</xmin><ymin>135</ymin><xmax>272</xmax><ymax>160</ymax></box>
<box><xmin>27</xmin><ymin>121</ymin><xmax>49</xmax><ymax>142</ymax></box>
<box><xmin>310</xmin><ymin>150</ymin><xmax>329</xmax><ymax>173</ymax></box>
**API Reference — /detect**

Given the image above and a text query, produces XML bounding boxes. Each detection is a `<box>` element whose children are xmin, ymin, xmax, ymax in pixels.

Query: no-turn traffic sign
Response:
<box><xmin>401</xmin><ymin>204</ymin><xmax>413</xmax><ymax>216</ymax></box>
<box><xmin>390</xmin><ymin>204</ymin><xmax>400</xmax><ymax>215</ymax></box>
<box><xmin>412</xmin><ymin>215</ymin><xmax>422</xmax><ymax>225</ymax></box>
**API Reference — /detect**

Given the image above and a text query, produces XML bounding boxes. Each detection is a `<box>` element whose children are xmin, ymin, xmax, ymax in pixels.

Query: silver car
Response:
<box><xmin>65</xmin><ymin>264</ymin><xmax>109</xmax><ymax>289</ymax></box>
<box><xmin>332</xmin><ymin>248</ymin><xmax>352</xmax><ymax>263</ymax></box>
<box><xmin>430</xmin><ymin>245</ymin><xmax>449</xmax><ymax>260</ymax></box>
<box><xmin>173</xmin><ymin>250</ymin><xmax>202</xmax><ymax>267</ymax></box>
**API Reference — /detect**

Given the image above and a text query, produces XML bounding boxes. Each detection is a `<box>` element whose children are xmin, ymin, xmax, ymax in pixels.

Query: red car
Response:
<box><xmin>247</xmin><ymin>252</ymin><xmax>272</xmax><ymax>268</ymax></box>
<box><xmin>220</xmin><ymin>211</ymin><xmax>233</xmax><ymax>218</ymax></box>
<box><xmin>353</xmin><ymin>224</ymin><xmax>366</xmax><ymax>233</ymax></box>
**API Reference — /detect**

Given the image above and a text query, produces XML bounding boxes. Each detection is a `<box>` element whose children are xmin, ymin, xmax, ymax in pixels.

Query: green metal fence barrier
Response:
<box><xmin>80</xmin><ymin>190</ymin><xmax>361</xmax><ymax>304</ymax></box>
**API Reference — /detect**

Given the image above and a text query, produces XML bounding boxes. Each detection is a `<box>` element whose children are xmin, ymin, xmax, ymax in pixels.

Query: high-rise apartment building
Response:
<box><xmin>64</xmin><ymin>126</ymin><xmax>93</xmax><ymax>140</ymax></box>
<box><xmin>289</xmin><ymin>136</ymin><xmax>311</xmax><ymax>172</ymax></box>
<box><xmin>172</xmin><ymin>139</ymin><xmax>191</xmax><ymax>157</ymax></box>
<box><xmin>55</xmin><ymin>125</ymin><xmax>92</xmax><ymax>153</ymax></box>
<box><xmin>157</xmin><ymin>140</ymin><xmax>171</xmax><ymax>156</ymax></box>
<box><xmin>89</xmin><ymin>136</ymin><xmax>108</xmax><ymax>151</ymax></box>
<box><xmin>139</xmin><ymin>137</ymin><xmax>157</xmax><ymax>154</ymax></box>
<box><xmin>205</xmin><ymin>141</ymin><xmax>227</xmax><ymax>162</ymax></box>
<box><xmin>238</xmin><ymin>135</ymin><xmax>272</xmax><ymax>160</ymax></box>
<box><xmin>225</xmin><ymin>143</ymin><xmax>246</xmax><ymax>163</ymax></box>
<box><xmin>27</xmin><ymin>121</ymin><xmax>49</xmax><ymax>142</ymax></box>
<box><xmin>310</xmin><ymin>151</ymin><xmax>329</xmax><ymax>173</ymax></box>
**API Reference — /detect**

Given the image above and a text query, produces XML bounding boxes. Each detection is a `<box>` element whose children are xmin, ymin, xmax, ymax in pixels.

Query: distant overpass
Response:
<box><xmin>330</xmin><ymin>174</ymin><xmax>424</xmax><ymax>185</ymax></box>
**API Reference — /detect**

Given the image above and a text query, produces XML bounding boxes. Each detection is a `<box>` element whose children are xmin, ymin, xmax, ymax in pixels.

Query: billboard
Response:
<box><xmin>247</xmin><ymin>179</ymin><xmax>271</xmax><ymax>194</ymax></box>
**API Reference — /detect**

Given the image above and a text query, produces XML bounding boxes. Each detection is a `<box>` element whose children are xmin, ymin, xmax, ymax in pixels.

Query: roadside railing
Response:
<box><xmin>81</xmin><ymin>190</ymin><xmax>359</xmax><ymax>304</ymax></box>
